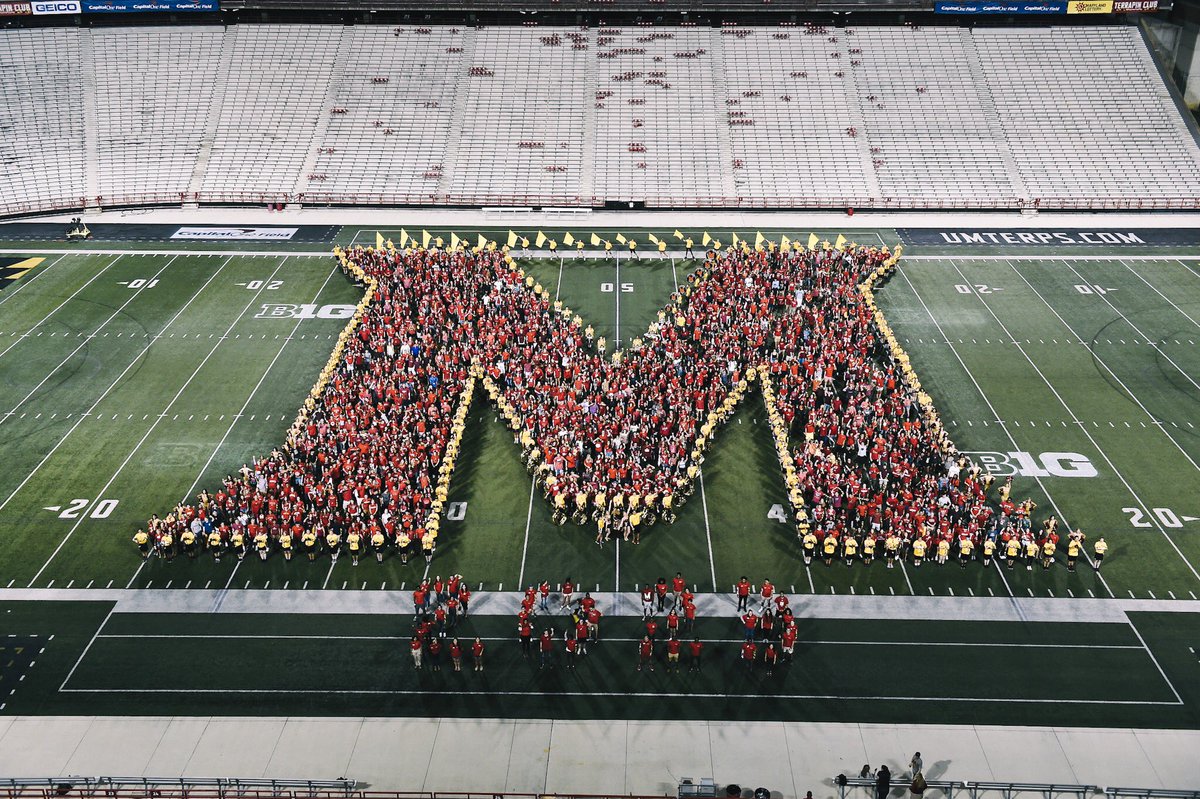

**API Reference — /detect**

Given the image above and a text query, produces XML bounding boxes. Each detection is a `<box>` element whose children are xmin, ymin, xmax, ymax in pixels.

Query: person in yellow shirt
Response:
<box><xmin>959</xmin><ymin>537</ymin><xmax>973</xmax><ymax>568</ymax></box>
<box><xmin>603</xmin><ymin>239</ymin><xmax>614</xmax><ymax>259</ymax></box>
<box><xmin>936</xmin><ymin>538</ymin><xmax>950</xmax><ymax>565</ymax></box>
<box><xmin>303</xmin><ymin>530</ymin><xmax>318</xmax><ymax>561</ymax></box>
<box><xmin>1006</xmin><ymin>537</ymin><xmax>1020</xmax><ymax>569</ymax></box>
<box><xmin>397</xmin><ymin>532</ymin><xmax>412</xmax><ymax>564</ymax></box>
<box><xmin>628</xmin><ymin>239</ymin><xmax>639</xmax><ymax>260</ymax></box>
<box><xmin>982</xmin><ymin>537</ymin><xmax>995</xmax><ymax>568</ymax></box>
<box><xmin>842</xmin><ymin>534</ymin><xmax>858</xmax><ymax>566</ymax></box>
<box><xmin>208</xmin><ymin>529</ymin><xmax>224</xmax><ymax>563</ymax></box>
<box><xmin>822</xmin><ymin>533</ymin><xmax>838</xmax><ymax>566</ymax></box>
<box><xmin>326</xmin><ymin>530</ymin><xmax>342</xmax><ymax>563</ymax></box>
<box><xmin>133</xmin><ymin>530</ymin><xmax>151</xmax><ymax>560</ymax></box>
<box><xmin>159</xmin><ymin>532</ymin><xmax>176</xmax><ymax>561</ymax></box>
<box><xmin>863</xmin><ymin>534</ymin><xmax>876</xmax><ymax>566</ymax></box>
<box><xmin>885</xmin><ymin>533</ymin><xmax>900</xmax><ymax>569</ymax></box>
<box><xmin>280</xmin><ymin>530</ymin><xmax>294</xmax><ymax>561</ymax></box>
<box><xmin>254</xmin><ymin>530</ymin><xmax>270</xmax><ymax>561</ymax></box>
<box><xmin>684</xmin><ymin>237</ymin><xmax>695</xmax><ymax>259</ymax></box>
<box><xmin>422</xmin><ymin>532</ymin><xmax>435</xmax><ymax>563</ymax></box>
<box><xmin>802</xmin><ymin>531</ymin><xmax>818</xmax><ymax>565</ymax></box>
<box><xmin>1066</xmin><ymin>536</ymin><xmax>1080</xmax><ymax>573</ymax></box>
<box><xmin>911</xmin><ymin>537</ymin><xmax>927</xmax><ymax>567</ymax></box>
<box><xmin>1024</xmin><ymin>538</ymin><xmax>1039</xmax><ymax>571</ymax></box>
<box><xmin>576</xmin><ymin>239</ymin><xmax>585</xmax><ymax>258</ymax></box>
<box><xmin>1041</xmin><ymin>538</ymin><xmax>1056</xmax><ymax>570</ymax></box>
<box><xmin>230</xmin><ymin>529</ymin><xmax>246</xmax><ymax>561</ymax></box>
<box><xmin>347</xmin><ymin>531</ymin><xmax>363</xmax><ymax>566</ymax></box>
<box><xmin>371</xmin><ymin>530</ymin><xmax>386</xmax><ymax>563</ymax></box>
<box><xmin>1093</xmin><ymin>537</ymin><xmax>1108</xmax><ymax>571</ymax></box>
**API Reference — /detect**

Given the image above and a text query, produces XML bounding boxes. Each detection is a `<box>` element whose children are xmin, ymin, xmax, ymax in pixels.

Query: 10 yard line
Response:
<box><xmin>28</xmin><ymin>258</ymin><xmax>290</xmax><ymax>586</ymax></box>
<box><xmin>0</xmin><ymin>256</ymin><xmax>236</xmax><ymax>515</ymax></box>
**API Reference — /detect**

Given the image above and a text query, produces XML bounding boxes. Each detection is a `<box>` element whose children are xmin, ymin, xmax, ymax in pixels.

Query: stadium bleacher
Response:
<box><xmin>1</xmin><ymin>23</ymin><xmax>1199</xmax><ymax>215</ymax></box>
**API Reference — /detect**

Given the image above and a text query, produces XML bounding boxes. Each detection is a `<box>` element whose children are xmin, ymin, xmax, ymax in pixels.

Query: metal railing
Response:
<box><xmin>0</xmin><ymin>778</ymin><xmax>357</xmax><ymax>799</ymax></box>
<box><xmin>834</xmin><ymin>779</ymin><xmax>1198</xmax><ymax>799</ymax></box>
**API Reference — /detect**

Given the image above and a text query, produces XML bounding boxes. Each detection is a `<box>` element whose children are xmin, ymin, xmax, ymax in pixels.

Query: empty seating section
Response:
<box><xmin>593</xmin><ymin>27</ymin><xmax>726</xmax><ymax>206</ymax></box>
<box><xmin>2</xmin><ymin>23</ymin><xmax>1200</xmax><ymax>214</ymax></box>
<box><xmin>852</xmin><ymin>27</ymin><xmax>1020</xmax><ymax>205</ymax></box>
<box><xmin>306</xmin><ymin>26</ymin><xmax>464</xmax><ymax>204</ymax></box>
<box><xmin>720</xmin><ymin>26</ymin><xmax>870</xmax><ymax>207</ymax></box>
<box><xmin>447</xmin><ymin>27</ymin><xmax>590</xmax><ymax>205</ymax></box>
<box><xmin>0</xmin><ymin>29</ymin><xmax>85</xmax><ymax>217</ymax></box>
<box><xmin>93</xmin><ymin>27</ymin><xmax>223</xmax><ymax>206</ymax></box>
<box><xmin>201</xmin><ymin>25</ymin><xmax>343</xmax><ymax>200</ymax></box>
<box><xmin>974</xmin><ymin>26</ymin><xmax>1200</xmax><ymax>205</ymax></box>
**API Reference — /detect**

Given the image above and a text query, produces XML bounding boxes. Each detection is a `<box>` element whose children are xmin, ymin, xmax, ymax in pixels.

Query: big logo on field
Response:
<box><xmin>964</xmin><ymin>451</ymin><xmax>1098</xmax><ymax>478</ymax></box>
<box><xmin>146</xmin><ymin>241</ymin><xmax>1012</xmax><ymax>551</ymax></box>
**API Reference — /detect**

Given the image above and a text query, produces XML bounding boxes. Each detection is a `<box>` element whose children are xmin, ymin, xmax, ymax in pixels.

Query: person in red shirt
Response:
<box><xmin>472</xmin><ymin>637</ymin><xmax>485</xmax><ymax>671</ymax></box>
<box><xmin>587</xmin><ymin>606</ymin><xmax>602</xmax><ymax>642</ymax></box>
<box><xmin>458</xmin><ymin>584</ymin><xmax>471</xmax><ymax>618</ymax></box>
<box><xmin>410</xmin><ymin>636</ymin><xmax>423</xmax><ymax>670</ymax></box>
<box><xmin>561</xmin><ymin>578</ymin><xmax>574</xmax><ymax>609</ymax></box>
<box><xmin>671</xmin><ymin>572</ymin><xmax>687</xmax><ymax>609</ymax></box>
<box><xmin>539</xmin><ymin>628</ymin><xmax>555</xmax><ymax>669</ymax></box>
<box><xmin>413</xmin><ymin>586</ymin><xmax>426</xmax><ymax>621</ymax></box>
<box><xmin>741</xmin><ymin>611</ymin><xmax>758</xmax><ymax>641</ymax></box>
<box><xmin>428</xmin><ymin>637</ymin><xmax>442</xmax><ymax>671</ymax></box>
<box><xmin>782</xmin><ymin>624</ymin><xmax>797</xmax><ymax>661</ymax></box>
<box><xmin>449</xmin><ymin>638</ymin><xmax>463</xmax><ymax>672</ymax></box>
<box><xmin>518</xmin><ymin>618</ymin><xmax>533</xmax><ymax>658</ymax></box>
<box><xmin>645</xmin><ymin>618</ymin><xmax>658</xmax><ymax>641</ymax></box>
<box><xmin>655</xmin><ymin>577</ymin><xmax>669</xmax><ymax>612</ymax></box>
<box><xmin>759</xmin><ymin>609</ymin><xmax>775</xmax><ymax>641</ymax></box>
<box><xmin>640</xmin><ymin>585</ymin><xmax>654</xmax><ymax>619</ymax></box>
<box><xmin>666</xmin><ymin>637</ymin><xmax>682</xmax><ymax>672</ymax></box>
<box><xmin>683</xmin><ymin>600</ymin><xmax>697</xmax><ymax>634</ymax></box>
<box><xmin>741</xmin><ymin>640</ymin><xmax>757</xmax><ymax>671</ymax></box>
<box><xmin>759</xmin><ymin>579</ymin><xmax>775</xmax><ymax>614</ymax></box>
<box><xmin>666</xmin><ymin>609</ymin><xmax>680</xmax><ymax>637</ymax></box>
<box><xmin>575</xmin><ymin>618</ymin><xmax>590</xmax><ymax>655</ymax></box>
<box><xmin>637</xmin><ymin>636</ymin><xmax>654</xmax><ymax>672</ymax></box>
<box><xmin>736</xmin><ymin>577</ymin><xmax>751</xmax><ymax>612</ymax></box>
<box><xmin>688</xmin><ymin>637</ymin><xmax>704</xmax><ymax>672</ymax></box>
<box><xmin>774</xmin><ymin>593</ymin><xmax>789</xmax><ymax>617</ymax></box>
<box><xmin>763</xmin><ymin>643</ymin><xmax>779</xmax><ymax>675</ymax></box>
<box><xmin>539</xmin><ymin>580</ymin><xmax>551</xmax><ymax>612</ymax></box>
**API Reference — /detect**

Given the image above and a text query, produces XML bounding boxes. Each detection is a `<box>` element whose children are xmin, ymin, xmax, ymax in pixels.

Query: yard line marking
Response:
<box><xmin>697</xmin><ymin>466</ymin><xmax>718</xmax><ymax>592</ymax></box>
<box><xmin>0</xmin><ymin>256</ymin><xmax>236</xmax><ymax>516</ymax></box>
<box><xmin>0</xmin><ymin>255</ymin><xmax>117</xmax><ymax>363</ymax></box>
<box><xmin>59</xmin><ymin>602</ymin><xmax>117</xmax><ymax>690</ymax></box>
<box><xmin>1002</xmin><ymin>260</ymin><xmax>1200</xmax><ymax>582</ymax></box>
<box><xmin>321</xmin><ymin>560</ymin><xmax>337</xmax><ymax>590</ymax></box>
<box><xmin>0</xmin><ymin>255</ymin><xmax>178</xmax><ymax>428</ymax></box>
<box><xmin>182</xmin><ymin>259</ymin><xmax>332</xmax><ymax>500</ymax></box>
<box><xmin>915</xmin><ymin>262</ymin><xmax>1124</xmax><ymax>596</ymax></box>
<box><xmin>806</xmin><ymin>566</ymin><xmax>815</xmax><ymax>594</ymax></box>
<box><xmin>28</xmin><ymin>258</ymin><xmax>288</xmax><ymax>585</ymax></box>
<box><xmin>614</xmin><ymin>252</ymin><xmax>621</xmax><ymax>349</ymax></box>
<box><xmin>0</xmin><ymin>252</ymin><xmax>68</xmax><ymax>311</ymax></box>
<box><xmin>615</xmin><ymin>538</ymin><xmax>620</xmax><ymax>593</ymax></box>
<box><xmin>1125</xmin><ymin>616</ymin><xmax>1184</xmax><ymax>704</ymax></box>
<box><xmin>898</xmin><ymin>559</ymin><xmax>916</xmax><ymax>596</ymax></box>
<box><xmin>516</xmin><ymin>477</ymin><xmax>536</xmax><ymax>590</ymax></box>
<box><xmin>1121</xmin><ymin>259</ymin><xmax>1200</xmax><ymax>333</ymax></box>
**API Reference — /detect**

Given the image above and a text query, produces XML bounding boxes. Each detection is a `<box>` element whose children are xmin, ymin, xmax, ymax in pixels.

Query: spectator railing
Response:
<box><xmin>962</xmin><ymin>783</ymin><xmax>1101</xmax><ymax>799</ymax></box>
<box><xmin>1105</xmin><ymin>790</ymin><xmax>1200</xmax><ymax>799</ymax></box>
<box><xmin>0</xmin><ymin>778</ymin><xmax>358</xmax><ymax>798</ymax></box>
<box><xmin>836</xmin><ymin>776</ymin><xmax>958</xmax><ymax>799</ymax></box>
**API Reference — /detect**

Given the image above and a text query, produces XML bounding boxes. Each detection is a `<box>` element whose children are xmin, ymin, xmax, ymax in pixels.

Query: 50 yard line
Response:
<box><xmin>28</xmin><ymin>257</ymin><xmax>290</xmax><ymax>586</ymax></box>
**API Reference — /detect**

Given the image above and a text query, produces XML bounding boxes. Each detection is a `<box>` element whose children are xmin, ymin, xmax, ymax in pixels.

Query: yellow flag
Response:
<box><xmin>507</xmin><ymin>230</ymin><xmax>518</xmax><ymax>248</ymax></box>
<box><xmin>807</xmin><ymin>233</ymin><xmax>818</xmax><ymax>251</ymax></box>
<box><xmin>475</xmin><ymin>234</ymin><xmax>485</xmax><ymax>250</ymax></box>
<box><xmin>780</xmin><ymin>234</ymin><xmax>791</xmax><ymax>249</ymax></box>
<box><xmin>754</xmin><ymin>231</ymin><xmax>765</xmax><ymax>250</ymax></box>
<box><xmin>399</xmin><ymin>229</ymin><xmax>410</xmax><ymax>247</ymax></box>
<box><xmin>731</xmin><ymin>232</ymin><xmax>740</xmax><ymax>245</ymax></box>
<box><xmin>536</xmin><ymin>231</ymin><xmax>547</xmax><ymax>248</ymax></box>
<box><xmin>590</xmin><ymin>233</ymin><xmax>601</xmax><ymax>246</ymax></box>
<box><xmin>673</xmin><ymin>229</ymin><xmax>684</xmax><ymax>240</ymax></box>
<box><xmin>422</xmin><ymin>229</ymin><xmax>432</xmax><ymax>248</ymax></box>
<box><xmin>616</xmin><ymin>233</ymin><xmax>627</xmax><ymax>244</ymax></box>
<box><xmin>450</xmin><ymin>232</ymin><xmax>460</xmax><ymax>250</ymax></box>
<box><xmin>702</xmin><ymin>232</ymin><xmax>712</xmax><ymax>246</ymax></box>
<box><xmin>375</xmin><ymin>232</ymin><xmax>385</xmax><ymax>249</ymax></box>
<box><xmin>648</xmin><ymin>233</ymin><xmax>660</xmax><ymax>245</ymax></box>
<box><xmin>563</xmin><ymin>231</ymin><xmax>575</xmax><ymax>246</ymax></box>
<box><xmin>834</xmin><ymin>234</ymin><xmax>847</xmax><ymax>251</ymax></box>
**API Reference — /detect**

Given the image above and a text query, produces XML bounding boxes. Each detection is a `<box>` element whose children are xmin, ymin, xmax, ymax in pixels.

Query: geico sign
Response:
<box><xmin>31</xmin><ymin>0</ymin><xmax>79</xmax><ymax>13</ymax></box>
<box><xmin>256</xmin><ymin>303</ymin><xmax>356</xmax><ymax>320</ymax></box>
<box><xmin>965</xmin><ymin>451</ymin><xmax>1098</xmax><ymax>478</ymax></box>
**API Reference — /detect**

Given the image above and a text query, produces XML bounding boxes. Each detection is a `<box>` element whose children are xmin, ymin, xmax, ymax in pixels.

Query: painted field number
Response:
<box><xmin>768</xmin><ymin>504</ymin><xmax>788</xmax><ymax>523</ymax></box>
<box><xmin>122</xmin><ymin>279</ymin><xmax>158</xmax><ymax>289</ymax></box>
<box><xmin>955</xmin><ymin>284</ymin><xmax>1001</xmax><ymax>295</ymax></box>
<box><xmin>1075</xmin><ymin>284</ymin><xmax>1115</xmax><ymax>295</ymax></box>
<box><xmin>1123</xmin><ymin>507</ymin><xmax>1193</xmax><ymax>528</ymax></box>
<box><xmin>244</xmin><ymin>280</ymin><xmax>283</xmax><ymax>291</ymax></box>
<box><xmin>44</xmin><ymin>498</ymin><xmax>120</xmax><ymax>519</ymax></box>
<box><xmin>446</xmin><ymin>501</ymin><xmax>468</xmax><ymax>521</ymax></box>
<box><xmin>601</xmin><ymin>283</ymin><xmax>634</xmax><ymax>293</ymax></box>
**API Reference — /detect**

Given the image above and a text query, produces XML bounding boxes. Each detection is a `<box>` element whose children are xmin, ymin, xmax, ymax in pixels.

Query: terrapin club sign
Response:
<box><xmin>146</xmin><ymin>242</ymin><xmax>1016</xmax><ymax>551</ymax></box>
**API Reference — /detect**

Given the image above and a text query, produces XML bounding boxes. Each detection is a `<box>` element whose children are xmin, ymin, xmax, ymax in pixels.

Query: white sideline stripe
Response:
<box><xmin>59</xmin><ymin>603</ymin><xmax>116</xmax><ymax>691</ymax></box>
<box><xmin>0</xmin><ymin>252</ymin><xmax>67</xmax><ymax>310</ymax></box>
<box><xmin>0</xmin><ymin>256</ymin><xmax>235</xmax><ymax>515</ymax></box>
<box><xmin>92</xmin><ymin>633</ymin><xmax>1144</xmax><ymax>650</ymax></box>
<box><xmin>0</xmin><ymin>254</ymin><xmax>89</xmax><ymax>360</ymax></box>
<box><xmin>53</xmin><ymin>686</ymin><xmax>1180</xmax><ymax>705</ymax></box>
<box><xmin>899</xmin><ymin>265</ymin><xmax>1110</xmax><ymax>601</ymax></box>
<box><xmin>957</xmin><ymin>259</ymin><xmax>1200</xmax><ymax>585</ymax></box>
<box><xmin>0</xmin><ymin>249</ymin><xmax>331</xmax><ymax>257</ymax></box>
<box><xmin>28</xmin><ymin>258</ymin><xmax>290</xmax><ymax>585</ymax></box>
<box><xmin>0</xmin><ymin>255</ymin><xmax>175</xmax><ymax>428</ymax></box>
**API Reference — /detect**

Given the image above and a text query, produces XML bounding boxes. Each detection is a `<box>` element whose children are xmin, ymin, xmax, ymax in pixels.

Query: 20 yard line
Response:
<box><xmin>0</xmin><ymin>254</ymin><xmax>110</xmax><ymax>362</ymax></box>
<box><xmin>28</xmin><ymin>258</ymin><xmax>290</xmax><ymax>586</ymax></box>
<box><xmin>0</xmin><ymin>256</ymin><xmax>236</xmax><ymax>515</ymax></box>
<box><xmin>0</xmin><ymin>255</ymin><xmax>178</xmax><ymax>429</ymax></box>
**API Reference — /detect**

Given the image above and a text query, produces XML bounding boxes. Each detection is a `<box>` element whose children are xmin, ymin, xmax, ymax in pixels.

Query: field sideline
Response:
<box><xmin>0</xmin><ymin>223</ymin><xmax>1199</xmax><ymax>723</ymax></box>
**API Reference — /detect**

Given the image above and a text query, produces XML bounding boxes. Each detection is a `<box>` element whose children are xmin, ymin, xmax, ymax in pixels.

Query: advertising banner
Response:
<box><xmin>1066</xmin><ymin>0</ymin><xmax>1113</xmax><ymax>12</ymax></box>
<box><xmin>1112</xmin><ymin>0</ymin><xmax>1158</xmax><ymax>10</ymax></box>
<box><xmin>30</xmin><ymin>0</ymin><xmax>80</xmax><ymax>12</ymax></box>
<box><xmin>0</xmin><ymin>2</ymin><xmax>33</xmax><ymax>14</ymax></box>
<box><xmin>935</xmin><ymin>1</ymin><xmax>1067</xmax><ymax>12</ymax></box>
<box><xmin>82</xmin><ymin>0</ymin><xmax>216</xmax><ymax>11</ymax></box>
<box><xmin>171</xmin><ymin>226</ymin><xmax>299</xmax><ymax>241</ymax></box>
<box><xmin>897</xmin><ymin>228</ymin><xmax>1200</xmax><ymax>246</ymax></box>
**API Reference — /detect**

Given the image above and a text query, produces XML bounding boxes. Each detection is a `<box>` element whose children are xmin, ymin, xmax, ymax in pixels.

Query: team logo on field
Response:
<box><xmin>963</xmin><ymin>451</ymin><xmax>1098</xmax><ymax>478</ymax></box>
<box><xmin>0</xmin><ymin>257</ymin><xmax>44</xmax><ymax>291</ymax></box>
<box><xmin>255</xmin><ymin>303</ymin><xmax>356</xmax><ymax>320</ymax></box>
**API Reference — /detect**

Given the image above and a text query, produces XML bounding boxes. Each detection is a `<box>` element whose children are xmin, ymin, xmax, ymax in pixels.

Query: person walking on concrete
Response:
<box><xmin>875</xmin><ymin>765</ymin><xmax>891</xmax><ymax>799</ymax></box>
<box><xmin>909</xmin><ymin>752</ymin><xmax>923</xmax><ymax>778</ymax></box>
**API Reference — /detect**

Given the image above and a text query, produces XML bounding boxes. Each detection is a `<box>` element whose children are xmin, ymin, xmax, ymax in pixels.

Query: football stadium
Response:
<box><xmin>3</xmin><ymin>0</ymin><xmax>1200</xmax><ymax>795</ymax></box>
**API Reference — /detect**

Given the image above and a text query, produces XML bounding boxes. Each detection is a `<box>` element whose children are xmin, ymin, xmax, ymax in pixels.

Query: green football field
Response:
<box><xmin>0</xmin><ymin>223</ymin><xmax>1199</xmax><ymax>725</ymax></box>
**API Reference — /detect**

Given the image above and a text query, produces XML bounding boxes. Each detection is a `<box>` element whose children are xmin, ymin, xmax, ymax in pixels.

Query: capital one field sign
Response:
<box><xmin>144</xmin><ymin>243</ymin><xmax>1005</xmax><ymax>556</ymax></box>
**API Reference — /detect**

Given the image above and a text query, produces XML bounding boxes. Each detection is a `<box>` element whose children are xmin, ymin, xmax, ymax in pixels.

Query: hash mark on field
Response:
<box><xmin>1088</xmin><ymin>589</ymin><xmax>1095</xmax><ymax>597</ymax></box>
<box><xmin>1169</xmin><ymin>591</ymin><xmax>1176</xmax><ymax>599</ymax></box>
<box><xmin>106</xmin><ymin>580</ymin><xmax>113</xmax><ymax>588</ymax></box>
<box><xmin>86</xmin><ymin>580</ymin><xmax>93</xmax><ymax>589</ymax></box>
<box><xmin>987</xmin><ymin>588</ymin><xmax>994</xmax><ymax>596</ymax></box>
<box><xmin>1149</xmin><ymin>590</ymin><xmax>1157</xmax><ymax>599</ymax></box>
